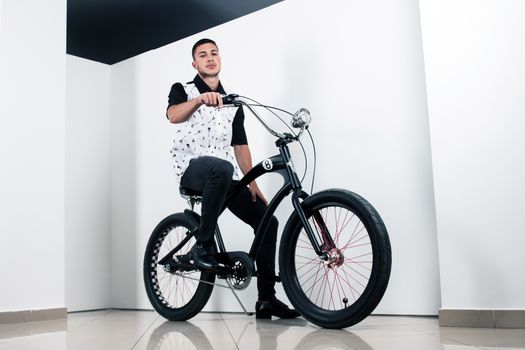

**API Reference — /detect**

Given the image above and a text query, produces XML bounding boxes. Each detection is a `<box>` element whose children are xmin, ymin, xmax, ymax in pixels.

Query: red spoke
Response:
<box><xmin>335</xmin><ymin>210</ymin><xmax>351</xmax><ymax>245</ymax></box>
<box><xmin>300</xmin><ymin>263</ymin><xmax>325</xmax><ymax>291</ymax></box>
<box><xmin>311</xmin><ymin>217</ymin><xmax>322</xmax><ymax>237</ymax></box>
<box><xmin>333</xmin><ymin>268</ymin><xmax>346</xmax><ymax>309</ymax></box>
<box><xmin>305</xmin><ymin>263</ymin><xmax>323</xmax><ymax>299</ymax></box>
<box><xmin>339</xmin><ymin>267</ymin><xmax>357</xmax><ymax>301</ymax></box>
<box><xmin>343</xmin><ymin>232</ymin><xmax>368</xmax><ymax>249</ymax></box>
<box><xmin>345</xmin><ymin>242</ymin><xmax>372</xmax><ymax>250</ymax></box>
<box><xmin>320</xmin><ymin>268</ymin><xmax>330</xmax><ymax>309</ymax></box>
<box><xmin>338</xmin><ymin>266</ymin><xmax>363</xmax><ymax>298</ymax></box>
<box><xmin>298</xmin><ymin>260</ymin><xmax>324</xmax><ymax>280</ymax></box>
<box><xmin>328</xmin><ymin>269</ymin><xmax>337</xmax><ymax>310</ymax></box>
<box><xmin>347</xmin><ymin>221</ymin><xmax>363</xmax><ymax>246</ymax></box>
<box><xmin>337</xmin><ymin>212</ymin><xmax>356</xmax><ymax>239</ymax></box>
<box><xmin>340</xmin><ymin>225</ymin><xmax>366</xmax><ymax>251</ymax></box>
<box><xmin>296</xmin><ymin>256</ymin><xmax>322</xmax><ymax>272</ymax></box>
<box><xmin>348</xmin><ymin>251</ymin><xmax>373</xmax><ymax>260</ymax></box>
<box><xmin>295</xmin><ymin>253</ymin><xmax>319</xmax><ymax>262</ymax></box>
<box><xmin>314</xmin><ymin>268</ymin><xmax>330</xmax><ymax>306</ymax></box>
<box><xmin>340</xmin><ymin>264</ymin><xmax>368</xmax><ymax>289</ymax></box>
<box><xmin>347</xmin><ymin>261</ymin><xmax>372</xmax><ymax>271</ymax></box>
<box><xmin>309</xmin><ymin>265</ymin><xmax>328</xmax><ymax>298</ymax></box>
<box><xmin>298</xmin><ymin>236</ymin><xmax>311</xmax><ymax>245</ymax></box>
<box><xmin>334</xmin><ymin>206</ymin><xmax>340</xmax><ymax>246</ymax></box>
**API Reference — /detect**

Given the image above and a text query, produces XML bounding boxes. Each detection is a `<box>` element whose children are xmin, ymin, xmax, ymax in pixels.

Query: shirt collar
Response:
<box><xmin>193</xmin><ymin>74</ymin><xmax>226</xmax><ymax>95</ymax></box>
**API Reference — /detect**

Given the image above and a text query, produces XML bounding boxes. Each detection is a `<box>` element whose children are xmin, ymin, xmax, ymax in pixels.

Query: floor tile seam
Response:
<box><xmin>419</xmin><ymin>331</ymin><xmax>466</xmax><ymax>346</ymax></box>
<box><xmin>68</xmin><ymin>309</ymin><xmax>113</xmax><ymax>333</ymax></box>
<box><xmin>440</xmin><ymin>335</ymin><xmax>488</xmax><ymax>349</ymax></box>
<box><xmin>220</xmin><ymin>313</ymin><xmax>241</xmax><ymax>350</ymax></box>
<box><xmin>410</xmin><ymin>328</ymin><xmax>442</xmax><ymax>337</ymax></box>
<box><xmin>129</xmin><ymin>315</ymin><xmax>161</xmax><ymax>350</ymax></box>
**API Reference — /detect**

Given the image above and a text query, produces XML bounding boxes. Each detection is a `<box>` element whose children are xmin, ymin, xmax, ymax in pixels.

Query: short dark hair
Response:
<box><xmin>192</xmin><ymin>38</ymin><xmax>218</xmax><ymax>59</ymax></box>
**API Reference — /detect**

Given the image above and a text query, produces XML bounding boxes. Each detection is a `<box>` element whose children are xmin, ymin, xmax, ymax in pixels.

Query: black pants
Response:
<box><xmin>180</xmin><ymin>156</ymin><xmax>277</xmax><ymax>300</ymax></box>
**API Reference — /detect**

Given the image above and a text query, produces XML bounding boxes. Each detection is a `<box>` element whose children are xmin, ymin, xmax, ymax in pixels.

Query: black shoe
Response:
<box><xmin>190</xmin><ymin>242</ymin><xmax>217</xmax><ymax>271</ymax></box>
<box><xmin>255</xmin><ymin>298</ymin><xmax>300</xmax><ymax>319</ymax></box>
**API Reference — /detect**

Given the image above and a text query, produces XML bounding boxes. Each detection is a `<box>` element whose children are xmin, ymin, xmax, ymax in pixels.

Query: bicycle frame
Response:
<box><xmin>216</xmin><ymin>137</ymin><xmax>331</xmax><ymax>260</ymax></box>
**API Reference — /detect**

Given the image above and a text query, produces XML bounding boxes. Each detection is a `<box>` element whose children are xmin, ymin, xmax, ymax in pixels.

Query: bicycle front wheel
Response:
<box><xmin>143</xmin><ymin>213</ymin><xmax>215</xmax><ymax>321</ymax></box>
<box><xmin>279</xmin><ymin>189</ymin><xmax>391</xmax><ymax>329</ymax></box>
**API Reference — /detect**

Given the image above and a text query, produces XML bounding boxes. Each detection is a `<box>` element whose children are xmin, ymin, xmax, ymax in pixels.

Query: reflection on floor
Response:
<box><xmin>1</xmin><ymin>310</ymin><xmax>524</xmax><ymax>350</ymax></box>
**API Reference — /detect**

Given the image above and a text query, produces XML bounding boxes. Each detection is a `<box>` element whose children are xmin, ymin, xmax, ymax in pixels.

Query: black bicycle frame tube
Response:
<box><xmin>216</xmin><ymin>153</ymin><xmax>289</xmax><ymax>255</ymax></box>
<box><xmin>222</xmin><ymin>154</ymin><xmax>287</xmax><ymax>207</ymax></box>
<box><xmin>217</xmin><ymin>142</ymin><xmax>325</xmax><ymax>259</ymax></box>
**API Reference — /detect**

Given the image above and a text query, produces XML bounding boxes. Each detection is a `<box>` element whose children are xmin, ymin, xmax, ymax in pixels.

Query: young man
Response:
<box><xmin>166</xmin><ymin>39</ymin><xmax>299</xmax><ymax>319</ymax></box>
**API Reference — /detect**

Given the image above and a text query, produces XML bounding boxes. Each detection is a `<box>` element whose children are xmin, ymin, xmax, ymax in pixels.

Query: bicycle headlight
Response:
<box><xmin>291</xmin><ymin>108</ymin><xmax>312</xmax><ymax>129</ymax></box>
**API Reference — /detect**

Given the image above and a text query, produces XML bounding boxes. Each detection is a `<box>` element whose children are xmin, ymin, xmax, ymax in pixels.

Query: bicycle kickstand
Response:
<box><xmin>225</xmin><ymin>280</ymin><xmax>254</xmax><ymax>316</ymax></box>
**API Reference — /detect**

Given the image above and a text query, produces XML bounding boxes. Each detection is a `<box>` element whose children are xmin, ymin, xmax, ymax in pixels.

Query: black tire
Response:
<box><xmin>279</xmin><ymin>189</ymin><xmax>391</xmax><ymax>329</ymax></box>
<box><xmin>143</xmin><ymin>213</ymin><xmax>215</xmax><ymax>321</ymax></box>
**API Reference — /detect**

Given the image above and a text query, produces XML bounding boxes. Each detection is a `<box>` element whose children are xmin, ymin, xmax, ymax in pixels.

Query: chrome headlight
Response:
<box><xmin>291</xmin><ymin>108</ymin><xmax>312</xmax><ymax>129</ymax></box>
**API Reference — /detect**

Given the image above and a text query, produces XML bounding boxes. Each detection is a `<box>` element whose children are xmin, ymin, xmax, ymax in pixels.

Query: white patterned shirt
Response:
<box><xmin>167</xmin><ymin>75</ymin><xmax>247</xmax><ymax>182</ymax></box>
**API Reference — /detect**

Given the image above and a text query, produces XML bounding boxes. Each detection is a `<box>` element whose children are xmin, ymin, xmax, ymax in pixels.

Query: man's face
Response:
<box><xmin>192</xmin><ymin>43</ymin><xmax>221</xmax><ymax>77</ymax></box>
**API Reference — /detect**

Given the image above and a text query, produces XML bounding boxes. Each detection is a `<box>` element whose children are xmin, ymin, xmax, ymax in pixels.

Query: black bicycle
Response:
<box><xmin>143</xmin><ymin>95</ymin><xmax>392</xmax><ymax>329</ymax></box>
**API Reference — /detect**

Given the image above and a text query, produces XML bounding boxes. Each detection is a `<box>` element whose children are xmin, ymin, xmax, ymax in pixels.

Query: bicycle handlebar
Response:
<box><xmin>220</xmin><ymin>94</ymin><xmax>310</xmax><ymax>142</ymax></box>
<box><xmin>221</xmin><ymin>94</ymin><xmax>240</xmax><ymax>106</ymax></box>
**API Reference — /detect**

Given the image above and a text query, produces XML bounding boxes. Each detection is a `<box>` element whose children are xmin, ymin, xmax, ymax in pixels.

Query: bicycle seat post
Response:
<box><xmin>187</xmin><ymin>196</ymin><xmax>201</xmax><ymax>211</ymax></box>
<box><xmin>179</xmin><ymin>187</ymin><xmax>202</xmax><ymax>211</ymax></box>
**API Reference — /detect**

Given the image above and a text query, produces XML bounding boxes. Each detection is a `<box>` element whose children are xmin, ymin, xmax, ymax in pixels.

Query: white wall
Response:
<box><xmin>0</xmin><ymin>0</ymin><xmax>66</xmax><ymax>311</ymax></box>
<box><xmin>65</xmin><ymin>55</ymin><xmax>111</xmax><ymax>311</ymax></box>
<box><xmin>420</xmin><ymin>0</ymin><xmax>525</xmax><ymax>309</ymax></box>
<box><xmin>0</xmin><ymin>1</ymin><xmax>3</xmax><ymax>39</ymax></box>
<box><xmin>110</xmin><ymin>0</ymin><xmax>440</xmax><ymax>314</ymax></box>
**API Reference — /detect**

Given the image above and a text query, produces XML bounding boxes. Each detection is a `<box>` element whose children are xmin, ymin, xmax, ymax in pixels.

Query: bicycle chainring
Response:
<box><xmin>227</xmin><ymin>255</ymin><xmax>253</xmax><ymax>290</ymax></box>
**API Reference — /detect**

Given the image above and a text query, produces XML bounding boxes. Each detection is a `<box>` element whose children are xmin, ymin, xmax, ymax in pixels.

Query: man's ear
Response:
<box><xmin>192</xmin><ymin>61</ymin><xmax>196</xmax><ymax>69</ymax></box>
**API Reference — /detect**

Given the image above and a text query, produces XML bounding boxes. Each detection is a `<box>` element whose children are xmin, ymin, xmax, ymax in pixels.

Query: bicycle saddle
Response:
<box><xmin>179</xmin><ymin>186</ymin><xmax>202</xmax><ymax>198</ymax></box>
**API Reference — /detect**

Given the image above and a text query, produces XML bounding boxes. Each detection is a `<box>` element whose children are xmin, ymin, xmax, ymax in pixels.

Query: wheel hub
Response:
<box><xmin>324</xmin><ymin>248</ymin><xmax>344</xmax><ymax>268</ymax></box>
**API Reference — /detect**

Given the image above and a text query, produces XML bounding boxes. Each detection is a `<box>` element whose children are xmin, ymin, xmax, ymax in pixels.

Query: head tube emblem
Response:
<box><xmin>262</xmin><ymin>159</ymin><xmax>273</xmax><ymax>171</ymax></box>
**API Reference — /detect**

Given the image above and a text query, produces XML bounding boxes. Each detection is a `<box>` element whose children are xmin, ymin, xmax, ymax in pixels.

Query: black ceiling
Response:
<box><xmin>67</xmin><ymin>0</ymin><xmax>283</xmax><ymax>65</ymax></box>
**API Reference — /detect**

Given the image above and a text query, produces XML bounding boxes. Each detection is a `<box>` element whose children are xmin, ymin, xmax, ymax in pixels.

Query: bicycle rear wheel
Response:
<box><xmin>143</xmin><ymin>213</ymin><xmax>215</xmax><ymax>321</ymax></box>
<box><xmin>279</xmin><ymin>189</ymin><xmax>391</xmax><ymax>329</ymax></box>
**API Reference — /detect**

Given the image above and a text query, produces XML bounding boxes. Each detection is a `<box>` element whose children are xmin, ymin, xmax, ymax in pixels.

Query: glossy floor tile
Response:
<box><xmin>0</xmin><ymin>310</ymin><xmax>524</xmax><ymax>350</ymax></box>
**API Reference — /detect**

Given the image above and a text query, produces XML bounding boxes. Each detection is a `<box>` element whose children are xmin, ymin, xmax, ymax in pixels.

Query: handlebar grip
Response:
<box><xmin>222</xmin><ymin>94</ymin><xmax>239</xmax><ymax>106</ymax></box>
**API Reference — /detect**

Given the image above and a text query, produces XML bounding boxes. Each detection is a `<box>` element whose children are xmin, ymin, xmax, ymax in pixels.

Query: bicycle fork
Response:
<box><xmin>291</xmin><ymin>191</ymin><xmax>335</xmax><ymax>261</ymax></box>
<box><xmin>280</xmin><ymin>142</ymin><xmax>335</xmax><ymax>259</ymax></box>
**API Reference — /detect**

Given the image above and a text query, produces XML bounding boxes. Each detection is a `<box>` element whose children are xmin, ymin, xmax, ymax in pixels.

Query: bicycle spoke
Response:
<box><xmin>340</xmin><ymin>264</ymin><xmax>368</xmax><ymax>290</ymax></box>
<box><xmin>307</xmin><ymin>264</ymin><xmax>323</xmax><ymax>299</ymax></box>
<box><xmin>335</xmin><ymin>210</ymin><xmax>351</xmax><ymax>245</ymax></box>
<box><xmin>338</xmin><ymin>265</ymin><xmax>361</xmax><ymax>300</ymax></box>
<box><xmin>298</xmin><ymin>260</ymin><xmax>323</xmax><ymax>280</ymax></box>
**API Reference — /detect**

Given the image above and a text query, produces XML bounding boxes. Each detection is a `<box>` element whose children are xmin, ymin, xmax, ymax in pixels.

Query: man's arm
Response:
<box><xmin>167</xmin><ymin>92</ymin><xmax>224</xmax><ymax>124</ymax></box>
<box><xmin>234</xmin><ymin>144</ymin><xmax>268</xmax><ymax>206</ymax></box>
